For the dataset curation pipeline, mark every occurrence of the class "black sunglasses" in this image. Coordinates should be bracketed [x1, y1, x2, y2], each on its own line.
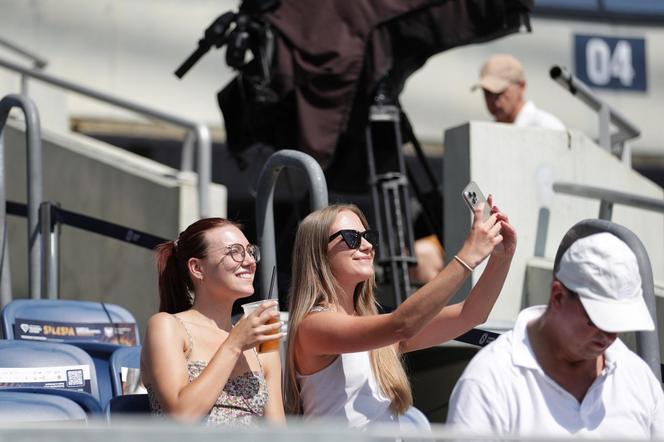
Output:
[328, 229, 379, 249]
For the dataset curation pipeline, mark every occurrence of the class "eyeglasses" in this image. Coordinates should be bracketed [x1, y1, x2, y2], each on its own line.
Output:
[223, 243, 261, 263]
[328, 229, 379, 249]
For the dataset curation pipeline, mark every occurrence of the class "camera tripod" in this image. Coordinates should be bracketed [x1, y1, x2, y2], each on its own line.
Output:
[365, 81, 444, 306]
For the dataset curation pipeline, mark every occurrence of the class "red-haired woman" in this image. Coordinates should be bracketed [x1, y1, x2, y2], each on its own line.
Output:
[141, 218, 285, 425]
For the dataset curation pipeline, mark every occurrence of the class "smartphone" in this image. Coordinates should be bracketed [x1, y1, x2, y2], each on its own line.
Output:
[462, 181, 491, 221]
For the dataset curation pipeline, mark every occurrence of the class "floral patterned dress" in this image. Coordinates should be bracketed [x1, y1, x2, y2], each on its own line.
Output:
[146, 315, 269, 426]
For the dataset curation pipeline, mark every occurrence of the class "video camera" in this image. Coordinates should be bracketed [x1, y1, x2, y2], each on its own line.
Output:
[174, 0, 280, 83]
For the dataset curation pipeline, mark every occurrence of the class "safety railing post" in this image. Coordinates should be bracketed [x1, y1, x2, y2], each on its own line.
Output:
[0, 116, 9, 306]
[255, 150, 328, 301]
[180, 130, 195, 173]
[598, 103, 611, 153]
[0, 94, 43, 299]
[194, 124, 212, 218]
[39, 202, 59, 299]
[20, 74, 29, 97]
[598, 199, 614, 220]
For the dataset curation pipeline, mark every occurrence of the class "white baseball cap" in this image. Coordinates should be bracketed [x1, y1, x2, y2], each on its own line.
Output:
[555, 232, 654, 333]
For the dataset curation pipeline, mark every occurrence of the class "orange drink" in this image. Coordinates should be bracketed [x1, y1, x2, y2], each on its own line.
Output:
[241, 300, 281, 353]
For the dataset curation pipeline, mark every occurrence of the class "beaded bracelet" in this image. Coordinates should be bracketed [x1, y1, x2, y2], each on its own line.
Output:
[454, 255, 474, 272]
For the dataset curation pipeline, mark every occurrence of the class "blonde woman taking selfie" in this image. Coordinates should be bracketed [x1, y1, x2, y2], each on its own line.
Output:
[284, 202, 516, 428]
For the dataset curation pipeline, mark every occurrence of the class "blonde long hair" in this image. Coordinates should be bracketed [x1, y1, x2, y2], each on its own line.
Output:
[284, 204, 412, 415]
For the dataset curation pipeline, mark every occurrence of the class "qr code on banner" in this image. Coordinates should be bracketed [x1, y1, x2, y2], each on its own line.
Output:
[66, 369, 84, 388]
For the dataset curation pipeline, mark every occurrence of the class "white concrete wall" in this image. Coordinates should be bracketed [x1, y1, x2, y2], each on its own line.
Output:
[0, 2, 662, 154]
[0, 0, 238, 133]
[444, 121, 664, 323]
[4, 119, 227, 333]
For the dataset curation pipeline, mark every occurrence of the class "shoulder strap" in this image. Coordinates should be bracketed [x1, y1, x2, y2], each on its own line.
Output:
[252, 347, 265, 376]
[172, 314, 194, 361]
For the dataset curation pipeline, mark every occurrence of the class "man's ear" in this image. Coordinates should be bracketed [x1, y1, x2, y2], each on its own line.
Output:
[188, 257, 204, 282]
[549, 280, 565, 311]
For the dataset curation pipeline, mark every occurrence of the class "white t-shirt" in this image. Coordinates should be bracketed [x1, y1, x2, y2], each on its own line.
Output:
[514, 100, 565, 131]
[447, 306, 664, 438]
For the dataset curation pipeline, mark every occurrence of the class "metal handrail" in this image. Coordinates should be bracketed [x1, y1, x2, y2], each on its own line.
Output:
[0, 37, 47, 69]
[0, 37, 48, 96]
[255, 150, 328, 301]
[0, 94, 43, 304]
[553, 181, 664, 220]
[0, 56, 212, 218]
[550, 65, 640, 162]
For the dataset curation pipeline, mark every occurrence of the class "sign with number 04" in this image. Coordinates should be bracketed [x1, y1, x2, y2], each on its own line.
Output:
[574, 35, 647, 92]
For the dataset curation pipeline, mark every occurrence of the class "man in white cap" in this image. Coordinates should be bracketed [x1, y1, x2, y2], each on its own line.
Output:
[447, 232, 663, 438]
[473, 54, 565, 130]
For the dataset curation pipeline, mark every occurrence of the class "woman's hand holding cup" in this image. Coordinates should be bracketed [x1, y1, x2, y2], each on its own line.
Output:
[227, 300, 283, 353]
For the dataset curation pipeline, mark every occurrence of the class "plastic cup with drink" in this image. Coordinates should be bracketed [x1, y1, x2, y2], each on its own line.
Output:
[241, 300, 281, 353]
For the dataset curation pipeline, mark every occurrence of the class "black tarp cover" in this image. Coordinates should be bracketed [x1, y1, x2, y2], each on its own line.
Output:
[219, 0, 532, 190]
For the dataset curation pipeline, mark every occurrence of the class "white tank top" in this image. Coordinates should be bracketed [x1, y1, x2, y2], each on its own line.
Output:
[297, 351, 397, 428]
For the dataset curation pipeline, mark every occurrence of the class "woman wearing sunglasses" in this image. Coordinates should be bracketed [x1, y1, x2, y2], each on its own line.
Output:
[284, 202, 516, 428]
[141, 218, 286, 425]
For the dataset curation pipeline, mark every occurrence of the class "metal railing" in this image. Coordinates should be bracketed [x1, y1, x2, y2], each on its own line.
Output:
[553, 181, 664, 220]
[0, 37, 48, 96]
[550, 65, 640, 165]
[0, 94, 43, 302]
[0, 56, 212, 217]
[552, 181, 663, 379]
[255, 150, 328, 301]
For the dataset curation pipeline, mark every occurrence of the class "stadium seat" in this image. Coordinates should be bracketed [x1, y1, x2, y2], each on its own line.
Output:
[0, 391, 88, 422]
[109, 345, 142, 397]
[1, 299, 139, 344]
[106, 394, 150, 419]
[0, 299, 140, 408]
[0, 340, 102, 414]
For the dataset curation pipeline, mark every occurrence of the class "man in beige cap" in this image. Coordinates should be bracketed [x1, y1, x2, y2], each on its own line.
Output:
[473, 54, 564, 130]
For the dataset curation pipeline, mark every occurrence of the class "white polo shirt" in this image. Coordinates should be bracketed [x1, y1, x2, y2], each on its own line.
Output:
[514, 100, 565, 131]
[447, 306, 664, 438]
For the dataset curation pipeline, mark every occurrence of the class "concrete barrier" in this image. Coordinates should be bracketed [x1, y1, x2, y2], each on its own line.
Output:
[4, 119, 226, 335]
[444, 121, 664, 324]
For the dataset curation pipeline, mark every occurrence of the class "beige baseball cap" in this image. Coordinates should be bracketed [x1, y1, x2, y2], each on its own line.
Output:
[471, 54, 525, 93]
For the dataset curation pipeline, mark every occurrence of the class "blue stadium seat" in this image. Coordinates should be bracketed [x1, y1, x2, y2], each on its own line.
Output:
[0, 340, 102, 414]
[1, 299, 139, 344]
[109, 345, 142, 397]
[0, 391, 88, 422]
[0, 299, 140, 409]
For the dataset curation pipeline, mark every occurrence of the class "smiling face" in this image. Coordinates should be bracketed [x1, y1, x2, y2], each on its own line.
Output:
[327, 210, 375, 291]
[190, 225, 257, 301]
